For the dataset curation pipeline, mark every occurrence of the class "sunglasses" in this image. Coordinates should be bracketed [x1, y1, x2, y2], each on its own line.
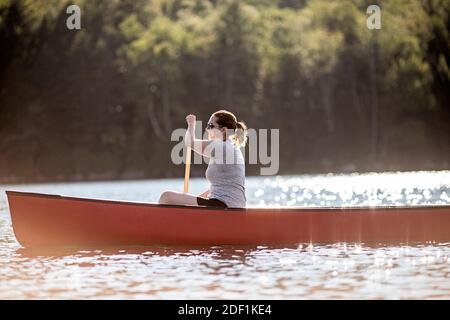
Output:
[206, 123, 219, 130]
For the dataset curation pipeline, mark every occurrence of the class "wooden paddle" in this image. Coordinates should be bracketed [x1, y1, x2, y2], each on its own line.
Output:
[183, 146, 192, 193]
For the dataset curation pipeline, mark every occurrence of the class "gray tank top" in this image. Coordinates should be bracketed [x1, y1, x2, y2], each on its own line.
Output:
[205, 140, 246, 208]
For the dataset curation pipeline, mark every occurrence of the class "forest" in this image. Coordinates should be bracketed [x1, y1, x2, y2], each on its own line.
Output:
[0, 0, 449, 183]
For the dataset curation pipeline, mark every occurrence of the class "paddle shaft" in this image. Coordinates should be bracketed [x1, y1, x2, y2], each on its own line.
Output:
[183, 146, 192, 193]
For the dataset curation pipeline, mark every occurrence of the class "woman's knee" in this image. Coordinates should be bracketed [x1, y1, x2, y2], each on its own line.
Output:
[159, 191, 178, 204]
[159, 191, 172, 204]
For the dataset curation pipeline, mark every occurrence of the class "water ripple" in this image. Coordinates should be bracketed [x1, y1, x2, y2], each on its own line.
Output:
[0, 171, 449, 299]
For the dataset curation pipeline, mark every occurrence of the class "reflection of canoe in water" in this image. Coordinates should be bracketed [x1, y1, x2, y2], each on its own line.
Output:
[6, 190, 450, 247]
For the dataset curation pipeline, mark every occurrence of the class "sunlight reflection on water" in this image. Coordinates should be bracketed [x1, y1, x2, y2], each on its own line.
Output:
[0, 171, 449, 299]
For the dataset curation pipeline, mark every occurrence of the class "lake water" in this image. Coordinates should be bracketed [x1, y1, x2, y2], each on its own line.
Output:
[1, 171, 449, 299]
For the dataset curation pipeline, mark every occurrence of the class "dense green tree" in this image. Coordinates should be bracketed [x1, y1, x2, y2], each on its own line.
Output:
[0, 0, 448, 183]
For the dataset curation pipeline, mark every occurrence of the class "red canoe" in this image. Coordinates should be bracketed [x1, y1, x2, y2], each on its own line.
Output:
[6, 190, 450, 247]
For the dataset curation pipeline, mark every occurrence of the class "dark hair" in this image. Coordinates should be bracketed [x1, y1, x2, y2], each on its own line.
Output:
[212, 109, 248, 147]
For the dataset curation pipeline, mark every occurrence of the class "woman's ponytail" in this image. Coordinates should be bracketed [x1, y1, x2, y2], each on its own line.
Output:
[232, 121, 248, 148]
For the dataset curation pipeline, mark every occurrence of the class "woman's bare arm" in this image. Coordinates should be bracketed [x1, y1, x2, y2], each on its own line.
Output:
[185, 114, 211, 156]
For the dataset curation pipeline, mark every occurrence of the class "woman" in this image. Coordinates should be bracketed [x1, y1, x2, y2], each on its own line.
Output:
[158, 109, 247, 208]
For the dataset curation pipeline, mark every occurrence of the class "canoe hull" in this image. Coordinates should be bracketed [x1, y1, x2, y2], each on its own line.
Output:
[6, 191, 450, 247]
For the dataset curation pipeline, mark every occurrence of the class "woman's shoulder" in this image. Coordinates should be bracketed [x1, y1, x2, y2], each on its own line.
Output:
[206, 139, 236, 150]
[206, 139, 225, 146]
[206, 140, 244, 163]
